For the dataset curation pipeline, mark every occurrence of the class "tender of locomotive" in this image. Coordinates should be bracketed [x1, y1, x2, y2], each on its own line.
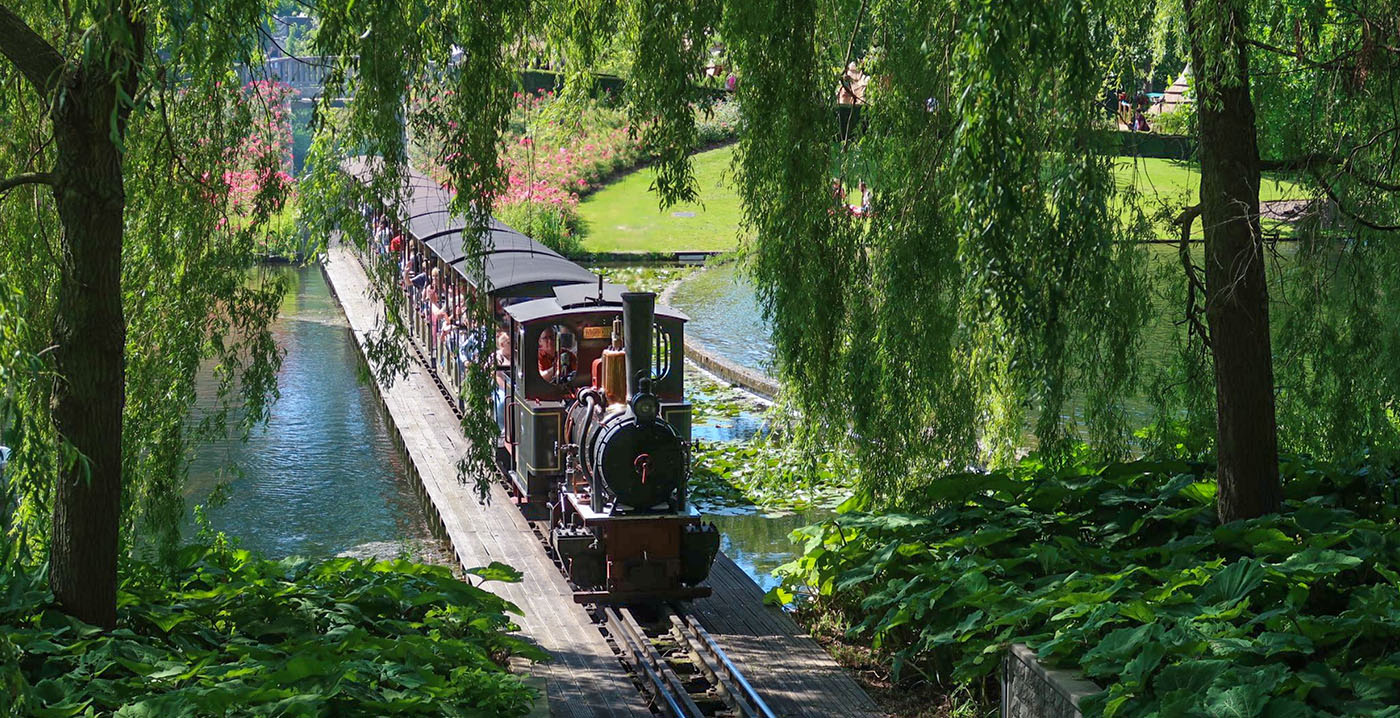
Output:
[346, 158, 720, 603]
[501, 285, 720, 602]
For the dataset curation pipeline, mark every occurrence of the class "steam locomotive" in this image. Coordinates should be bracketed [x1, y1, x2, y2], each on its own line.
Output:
[347, 159, 720, 603]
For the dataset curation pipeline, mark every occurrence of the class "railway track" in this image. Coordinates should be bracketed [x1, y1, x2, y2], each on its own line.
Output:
[605, 604, 778, 718]
[378, 260, 778, 718]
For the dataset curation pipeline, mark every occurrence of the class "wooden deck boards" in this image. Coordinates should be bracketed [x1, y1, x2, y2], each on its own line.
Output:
[691, 557, 884, 717]
[323, 248, 648, 718]
[322, 245, 883, 718]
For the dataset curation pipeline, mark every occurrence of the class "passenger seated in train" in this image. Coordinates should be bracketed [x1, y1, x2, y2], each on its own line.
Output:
[494, 327, 511, 368]
[493, 326, 510, 429]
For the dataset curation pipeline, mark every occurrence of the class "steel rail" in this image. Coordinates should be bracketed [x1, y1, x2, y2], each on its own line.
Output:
[681, 615, 779, 718]
[667, 614, 747, 716]
[608, 607, 704, 718]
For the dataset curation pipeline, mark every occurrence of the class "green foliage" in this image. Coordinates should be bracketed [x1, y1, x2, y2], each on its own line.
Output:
[0, 540, 542, 717]
[1, 3, 298, 561]
[776, 455, 1400, 716]
[1150, 107, 1195, 137]
[683, 363, 759, 424]
[691, 434, 854, 511]
[718, 0, 1153, 501]
[591, 263, 697, 294]
[495, 200, 583, 256]
[693, 99, 741, 147]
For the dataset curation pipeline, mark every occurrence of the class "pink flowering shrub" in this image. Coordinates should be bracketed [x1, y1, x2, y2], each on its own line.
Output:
[415, 90, 647, 254]
[225, 80, 296, 219]
[495, 92, 648, 245]
[412, 89, 738, 255]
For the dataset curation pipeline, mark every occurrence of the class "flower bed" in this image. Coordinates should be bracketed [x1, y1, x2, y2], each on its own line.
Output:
[415, 90, 738, 255]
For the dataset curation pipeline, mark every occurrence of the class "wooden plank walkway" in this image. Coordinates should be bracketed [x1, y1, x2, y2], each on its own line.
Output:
[692, 557, 884, 717]
[323, 247, 649, 718]
[322, 245, 883, 718]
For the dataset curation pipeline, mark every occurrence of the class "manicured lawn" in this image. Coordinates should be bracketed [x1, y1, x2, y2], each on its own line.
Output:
[1115, 156, 1302, 204]
[576, 146, 1308, 252]
[578, 144, 743, 253]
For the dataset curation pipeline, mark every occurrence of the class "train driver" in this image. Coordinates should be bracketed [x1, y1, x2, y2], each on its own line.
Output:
[538, 329, 557, 382]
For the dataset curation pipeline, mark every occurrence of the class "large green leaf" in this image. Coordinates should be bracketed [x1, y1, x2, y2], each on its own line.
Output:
[1200, 560, 1266, 606]
[464, 561, 525, 584]
[1274, 548, 1364, 580]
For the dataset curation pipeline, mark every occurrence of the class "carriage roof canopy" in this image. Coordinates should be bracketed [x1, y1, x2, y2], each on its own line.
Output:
[505, 283, 690, 325]
[344, 156, 589, 296]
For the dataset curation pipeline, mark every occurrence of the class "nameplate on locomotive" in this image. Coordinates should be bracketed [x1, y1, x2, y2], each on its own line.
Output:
[582, 325, 611, 340]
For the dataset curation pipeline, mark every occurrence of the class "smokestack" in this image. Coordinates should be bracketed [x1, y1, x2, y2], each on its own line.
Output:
[621, 292, 655, 398]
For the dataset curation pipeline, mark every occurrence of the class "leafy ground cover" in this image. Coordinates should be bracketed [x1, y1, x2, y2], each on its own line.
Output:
[774, 455, 1400, 717]
[690, 434, 854, 512]
[0, 539, 543, 717]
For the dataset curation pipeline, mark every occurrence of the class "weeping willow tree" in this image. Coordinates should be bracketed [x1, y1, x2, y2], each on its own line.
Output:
[1142, 0, 1400, 520]
[8, 0, 1400, 629]
[0, 0, 293, 627]
[546, 0, 1400, 521]
[695, 0, 1153, 506]
[0, 0, 733, 629]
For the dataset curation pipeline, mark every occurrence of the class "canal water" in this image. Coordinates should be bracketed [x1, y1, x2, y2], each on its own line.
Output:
[185, 265, 432, 559]
[669, 262, 773, 374]
[670, 246, 1302, 382]
[184, 263, 802, 590]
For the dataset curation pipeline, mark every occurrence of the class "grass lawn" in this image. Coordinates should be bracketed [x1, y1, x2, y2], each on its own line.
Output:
[578, 144, 743, 253]
[1115, 156, 1302, 204]
[576, 146, 1308, 252]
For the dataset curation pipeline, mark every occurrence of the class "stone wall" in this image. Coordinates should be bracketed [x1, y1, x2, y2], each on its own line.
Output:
[1002, 644, 1100, 718]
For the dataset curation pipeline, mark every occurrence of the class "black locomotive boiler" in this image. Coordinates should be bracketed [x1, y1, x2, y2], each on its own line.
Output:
[503, 288, 720, 602]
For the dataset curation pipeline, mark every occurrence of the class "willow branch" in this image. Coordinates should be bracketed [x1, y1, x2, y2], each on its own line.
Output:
[835, 0, 869, 129]
[1244, 36, 1353, 70]
[0, 3, 63, 93]
[1259, 152, 1400, 193]
[1314, 174, 1400, 232]
[0, 171, 53, 194]
[1173, 203, 1211, 349]
[1258, 154, 1337, 172]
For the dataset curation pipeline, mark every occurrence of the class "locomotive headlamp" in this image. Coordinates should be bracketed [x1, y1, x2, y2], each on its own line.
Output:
[631, 392, 660, 423]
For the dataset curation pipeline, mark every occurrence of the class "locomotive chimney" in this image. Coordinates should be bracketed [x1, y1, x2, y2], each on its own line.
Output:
[621, 291, 654, 398]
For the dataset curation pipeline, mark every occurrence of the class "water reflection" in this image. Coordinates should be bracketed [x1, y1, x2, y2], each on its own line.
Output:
[670, 245, 1302, 433]
[669, 262, 774, 372]
[707, 510, 830, 592]
[690, 410, 767, 443]
[185, 265, 432, 559]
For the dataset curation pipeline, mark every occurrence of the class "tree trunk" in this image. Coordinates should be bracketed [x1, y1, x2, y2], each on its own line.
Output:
[47, 68, 128, 630]
[1185, 0, 1282, 522]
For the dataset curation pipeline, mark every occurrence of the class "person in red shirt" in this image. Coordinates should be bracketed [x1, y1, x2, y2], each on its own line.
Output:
[389, 234, 403, 253]
[538, 330, 557, 382]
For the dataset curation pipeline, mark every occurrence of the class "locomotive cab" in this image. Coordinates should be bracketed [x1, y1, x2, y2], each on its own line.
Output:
[502, 285, 719, 603]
